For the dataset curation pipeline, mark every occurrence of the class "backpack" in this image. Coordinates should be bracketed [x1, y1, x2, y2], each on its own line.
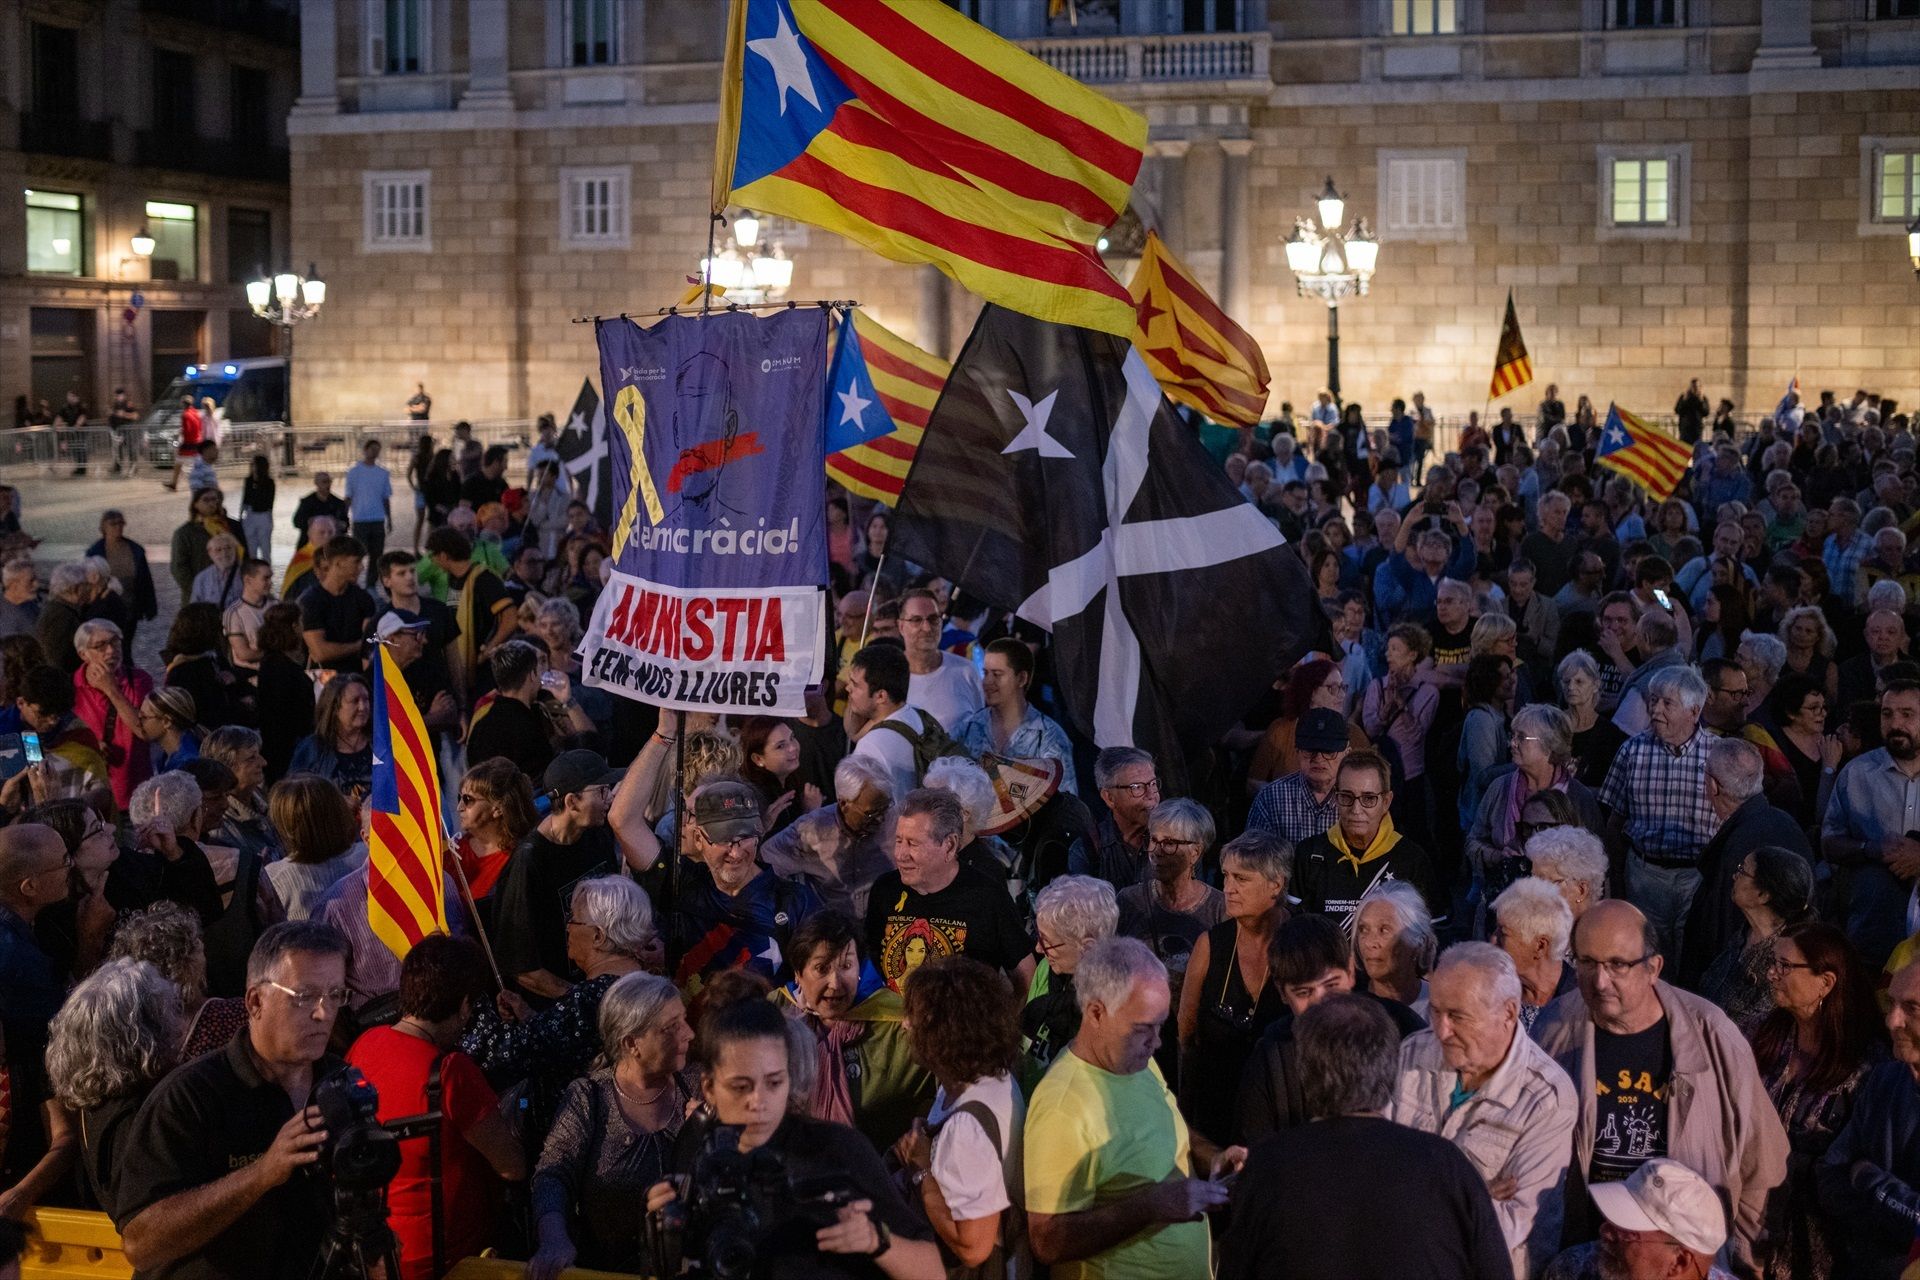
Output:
[869, 708, 972, 783]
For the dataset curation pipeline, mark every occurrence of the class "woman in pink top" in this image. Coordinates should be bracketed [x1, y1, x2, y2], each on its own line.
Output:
[71, 618, 157, 810]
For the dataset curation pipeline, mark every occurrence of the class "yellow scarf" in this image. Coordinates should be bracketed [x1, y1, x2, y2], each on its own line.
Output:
[1328, 812, 1402, 874]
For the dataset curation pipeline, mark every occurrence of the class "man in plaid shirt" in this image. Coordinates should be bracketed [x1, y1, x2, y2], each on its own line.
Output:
[1247, 708, 1349, 847]
[1599, 665, 1720, 960]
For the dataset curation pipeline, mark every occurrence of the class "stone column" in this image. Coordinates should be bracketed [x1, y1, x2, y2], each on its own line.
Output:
[1751, 0, 1818, 71]
[461, 0, 514, 110]
[294, 0, 339, 113]
[917, 266, 951, 360]
[1150, 138, 1191, 251]
[1219, 138, 1254, 322]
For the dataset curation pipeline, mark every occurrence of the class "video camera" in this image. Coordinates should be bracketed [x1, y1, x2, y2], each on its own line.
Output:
[645, 1125, 861, 1279]
[306, 1066, 444, 1280]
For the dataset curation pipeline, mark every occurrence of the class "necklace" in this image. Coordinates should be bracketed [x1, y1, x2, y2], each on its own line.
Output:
[614, 1073, 671, 1109]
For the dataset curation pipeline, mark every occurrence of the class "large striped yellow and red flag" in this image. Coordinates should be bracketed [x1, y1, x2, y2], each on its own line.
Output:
[1129, 231, 1270, 428]
[1489, 289, 1534, 399]
[367, 643, 449, 959]
[713, 0, 1145, 335]
[1595, 403, 1694, 502]
[825, 311, 951, 505]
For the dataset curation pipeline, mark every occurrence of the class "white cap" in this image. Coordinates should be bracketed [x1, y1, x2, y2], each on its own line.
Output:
[1589, 1159, 1727, 1258]
[374, 610, 430, 642]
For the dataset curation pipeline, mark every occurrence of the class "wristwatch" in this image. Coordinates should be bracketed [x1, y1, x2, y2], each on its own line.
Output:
[868, 1219, 892, 1258]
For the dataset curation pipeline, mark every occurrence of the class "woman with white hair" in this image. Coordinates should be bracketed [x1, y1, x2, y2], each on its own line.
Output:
[1778, 604, 1841, 707]
[1020, 874, 1119, 1091]
[925, 755, 1020, 890]
[1178, 830, 1292, 1144]
[1490, 877, 1576, 1030]
[464, 875, 662, 1146]
[188, 532, 246, 610]
[760, 753, 896, 921]
[72, 616, 158, 810]
[529, 972, 694, 1280]
[1523, 826, 1609, 922]
[1352, 880, 1438, 1018]
[125, 770, 225, 923]
[1116, 798, 1225, 998]
[47, 957, 183, 1213]
[1555, 649, 1625, 788]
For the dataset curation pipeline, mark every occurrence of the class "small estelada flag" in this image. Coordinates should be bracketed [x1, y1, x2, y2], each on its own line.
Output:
[1595, 403, 1694, 502]
[1129, 231, 1271, 428]
[1489, 289, 1534, 399]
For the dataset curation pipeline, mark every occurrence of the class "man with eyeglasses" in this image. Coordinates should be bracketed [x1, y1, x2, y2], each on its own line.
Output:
[1248, 708, 1350, 848]
[896, 588, 982, 733]
[1076, 746, 1161, 891]
[668, 780, 821, 986]
[490, 749, 656, 1002]
[1533, 900, 1786, 1272]
[1293, 748, 1441, 931]
[0, 824, 72, 1199]
[762, 754, 898, 920]
[116, 921, 354, 1280]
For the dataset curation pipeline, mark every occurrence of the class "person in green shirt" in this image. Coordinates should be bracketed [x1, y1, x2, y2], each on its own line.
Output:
[1025, 936, 1245, 1280]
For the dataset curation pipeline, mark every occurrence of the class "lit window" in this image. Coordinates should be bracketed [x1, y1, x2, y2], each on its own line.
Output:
[561, 169, 630, 249]
[1391, 0, 1457, 35]
[1611, 158, 1670, 226]
[25, 189, 83, 277]
[1877, 150, 1920, 223]
[146, 199, 197, 280]
[364, 172, 430, 252]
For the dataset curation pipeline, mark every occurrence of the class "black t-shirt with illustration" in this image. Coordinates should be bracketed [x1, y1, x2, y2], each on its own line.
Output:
[1589, 1018, 1672, 1184]
[863, 864, 1031, 993]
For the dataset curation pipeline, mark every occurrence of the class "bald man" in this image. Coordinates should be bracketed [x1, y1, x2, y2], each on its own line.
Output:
[1534, 901, 1785, 1272]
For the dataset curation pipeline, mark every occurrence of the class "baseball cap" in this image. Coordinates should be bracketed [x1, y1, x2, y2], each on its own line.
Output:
[1295, 707, 1352, 754]
[543, 749, 625, 797]
[692, 780, 763, 842]
[374, 609, 431, 642]
[1589, 1159, 1727, 1258]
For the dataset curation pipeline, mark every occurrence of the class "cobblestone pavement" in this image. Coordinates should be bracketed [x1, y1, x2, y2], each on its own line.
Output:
[19, 468, 424, 674]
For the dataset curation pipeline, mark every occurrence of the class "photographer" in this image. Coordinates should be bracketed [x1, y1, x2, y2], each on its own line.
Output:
[645, 999, 942, 1279]
[345, 935, 526, 1280]
[114, 920, 351, 1280]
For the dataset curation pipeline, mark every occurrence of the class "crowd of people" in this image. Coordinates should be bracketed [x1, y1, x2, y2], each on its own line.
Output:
[0, 377, 1916, 1280]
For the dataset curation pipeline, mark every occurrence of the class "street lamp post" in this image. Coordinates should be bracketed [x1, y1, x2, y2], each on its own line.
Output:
[695, 212, 796, 304]
[246, 264, 326, 472]
[1284, 177, 1379, 403]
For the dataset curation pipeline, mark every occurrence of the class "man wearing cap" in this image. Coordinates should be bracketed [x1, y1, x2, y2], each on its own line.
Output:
[372, 609, 458, 738]
[670, 780, 823, 986]
[1247, 707, 1351, 847]
[1533, 901, 1785, 1272]
[1542, 1158, 1734, 1280]
[488, 748, 656, 1001]
[1816, 959, 1920, 1278]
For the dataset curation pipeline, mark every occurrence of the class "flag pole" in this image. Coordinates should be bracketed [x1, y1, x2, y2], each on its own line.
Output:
[859, 555, 885, 646]
[663, 728, 686, 977]
[441, 809, 508, 993]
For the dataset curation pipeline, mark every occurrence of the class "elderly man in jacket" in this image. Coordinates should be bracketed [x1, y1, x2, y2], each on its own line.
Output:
[1533, 900, 1787, 1274]
[1392, 942, 1576, 1279]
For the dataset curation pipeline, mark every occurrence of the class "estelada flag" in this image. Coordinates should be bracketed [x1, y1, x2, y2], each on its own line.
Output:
[825, 311, 951, 506]
[280, 541, 314, 598]
[1129, 231, 1270, 428]
[713, 0, 1145, 335]
[1595, 403, 1693, 502]
[367, 644, 449, 960]
[1489, 289, 1534, 399]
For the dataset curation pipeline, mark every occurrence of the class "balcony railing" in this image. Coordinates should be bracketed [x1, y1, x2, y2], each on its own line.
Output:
[18, 112, 112, 162]
[1021, 31, 1270, 85]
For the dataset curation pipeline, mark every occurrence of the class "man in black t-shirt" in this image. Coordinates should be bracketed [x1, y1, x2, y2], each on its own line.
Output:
[464, 639, 596, 780]
[114, 922, 350, 1280]
[459, 445, 510, 509]
[297, 535, 376, 673]
[864, 788, 1032, 994]
[489, 749, 658, 1001]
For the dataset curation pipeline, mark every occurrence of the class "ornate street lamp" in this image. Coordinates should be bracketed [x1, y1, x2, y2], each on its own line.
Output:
[695, 212, 796, 304]
[248, 263, 326, 470]
[1284, 177, 1380, 403]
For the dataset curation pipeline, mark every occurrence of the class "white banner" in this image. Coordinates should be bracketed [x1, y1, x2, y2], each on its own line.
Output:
[579, 569, 824, 716]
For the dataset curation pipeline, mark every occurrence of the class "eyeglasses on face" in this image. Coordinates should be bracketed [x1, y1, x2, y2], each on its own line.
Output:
[1107, 779, 1161, 799]
[1765, 956, 1816, 976]
[1149, 835, 1201, 851]
[1334, 789, 1384, 809]
[263, 980, 351, 1011]
[1572, 954, 1654, 979]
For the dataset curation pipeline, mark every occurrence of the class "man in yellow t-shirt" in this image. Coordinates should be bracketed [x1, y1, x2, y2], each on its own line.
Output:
[1025, 936, 1245, 1280]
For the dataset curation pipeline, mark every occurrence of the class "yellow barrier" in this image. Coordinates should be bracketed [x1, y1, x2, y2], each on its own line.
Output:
[447, 1259, 638, 1279]
[20, 1209, 132, 1280]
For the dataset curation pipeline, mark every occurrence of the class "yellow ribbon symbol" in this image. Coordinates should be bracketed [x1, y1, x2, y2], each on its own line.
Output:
[611, 383, 665, 558]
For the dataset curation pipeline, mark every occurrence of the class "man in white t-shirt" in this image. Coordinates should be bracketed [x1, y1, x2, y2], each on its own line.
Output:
[899, 588, 982, 732]
[846, 643, 937, 801]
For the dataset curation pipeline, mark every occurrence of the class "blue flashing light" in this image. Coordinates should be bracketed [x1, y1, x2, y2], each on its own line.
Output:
[222, 364, 239, 376]
[184, 365, 199, 378]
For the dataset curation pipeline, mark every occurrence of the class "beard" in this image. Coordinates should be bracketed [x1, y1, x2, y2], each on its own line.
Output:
[1889, 730, 1918, 761]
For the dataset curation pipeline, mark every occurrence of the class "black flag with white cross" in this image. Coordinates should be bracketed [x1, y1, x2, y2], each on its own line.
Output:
[554, 377, 614, 529]
[888, 304, 1313, 787]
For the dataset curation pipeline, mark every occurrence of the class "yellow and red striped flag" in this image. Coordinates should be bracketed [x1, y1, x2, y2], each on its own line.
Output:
[826, 311, 951, 505]
[713, 0, 1145, 335]
[280, 541, 315, 597]
[367, 644, 449, 960]
[1129, 231, 1270, 428]
[1595, 403, 1694, 502]
[1489, 290, 1533, 399]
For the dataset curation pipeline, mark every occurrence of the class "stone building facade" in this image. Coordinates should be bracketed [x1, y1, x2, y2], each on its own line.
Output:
[0, 0, 298, 413]
[288, 0, 1920, 427]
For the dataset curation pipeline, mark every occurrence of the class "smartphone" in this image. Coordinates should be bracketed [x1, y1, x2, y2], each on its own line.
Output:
[22, 732, 40, 765]
[539, 670, 565, 690]
[1652, 588, 1672, 611]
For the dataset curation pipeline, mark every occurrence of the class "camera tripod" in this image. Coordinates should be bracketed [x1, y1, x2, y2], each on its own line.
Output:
[307, 1184, 405, 1280]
